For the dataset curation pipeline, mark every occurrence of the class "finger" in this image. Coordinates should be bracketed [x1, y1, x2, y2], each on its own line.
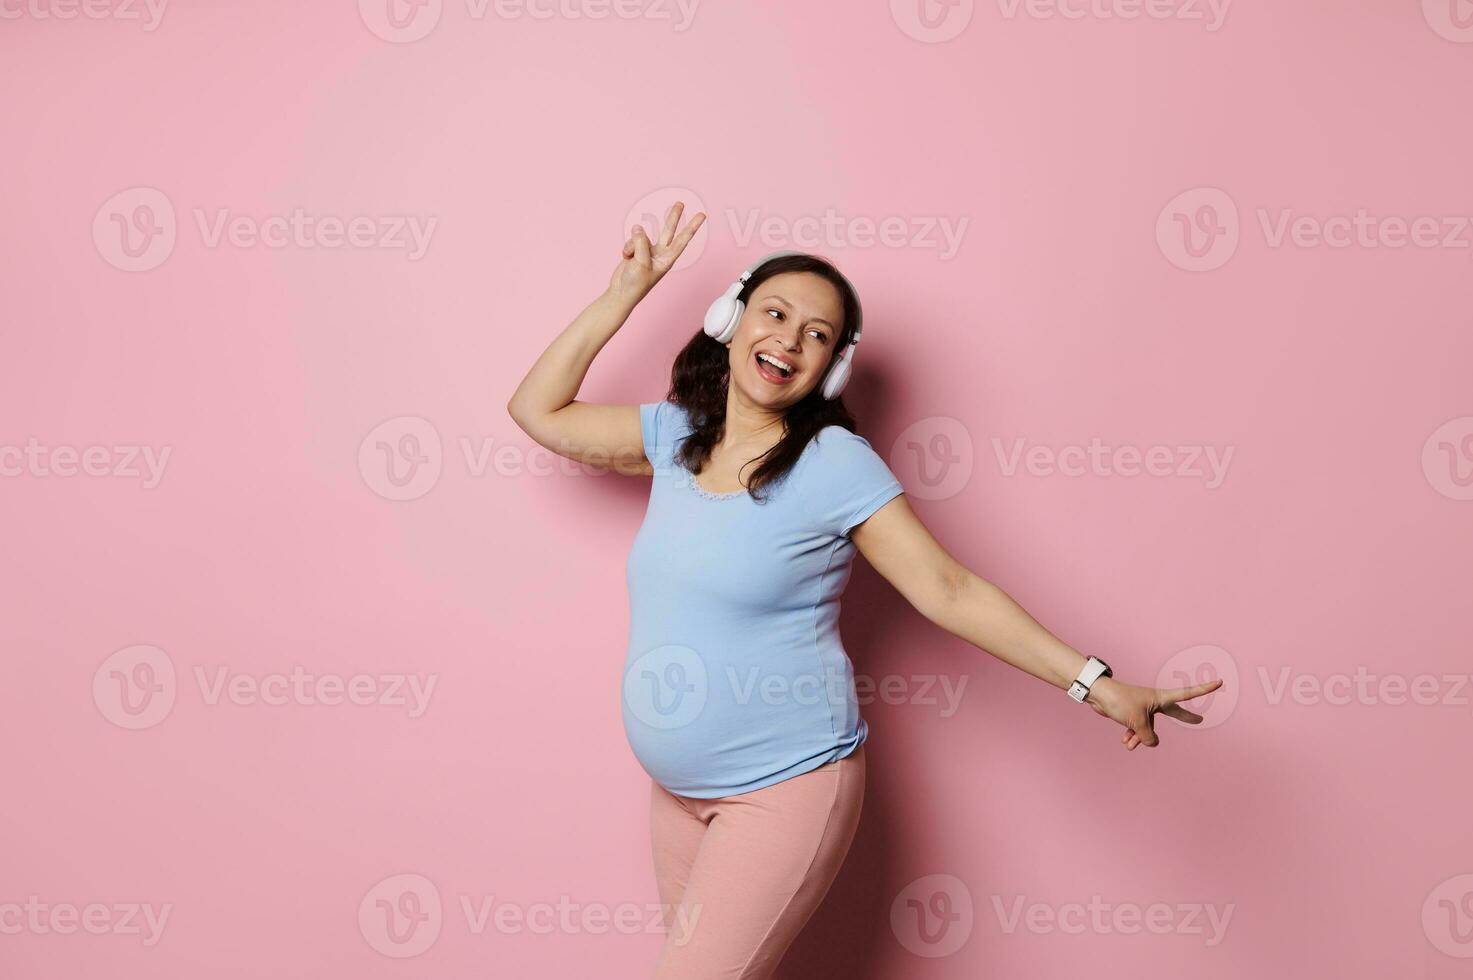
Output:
[670, 211, 706, 254]
[1159, 679, 1223, 704]
[632, 225, 651, 265]
[622, 234, 635, 259]
[1159, 703, 1204, 725]
[1141, 715, 1159, 747]
[659, 202, 682, 247]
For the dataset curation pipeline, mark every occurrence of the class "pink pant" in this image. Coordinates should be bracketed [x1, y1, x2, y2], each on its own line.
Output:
[648, 745, 866, 979]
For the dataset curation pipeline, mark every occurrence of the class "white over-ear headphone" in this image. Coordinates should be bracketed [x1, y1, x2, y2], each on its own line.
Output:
[702, 249, 863, 401]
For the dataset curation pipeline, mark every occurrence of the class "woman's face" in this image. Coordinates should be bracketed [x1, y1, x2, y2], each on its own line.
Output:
[723, 271, 846, 410]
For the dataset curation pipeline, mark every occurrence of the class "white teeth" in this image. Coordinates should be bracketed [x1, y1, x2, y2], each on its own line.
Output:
[757, 352, 793, 375]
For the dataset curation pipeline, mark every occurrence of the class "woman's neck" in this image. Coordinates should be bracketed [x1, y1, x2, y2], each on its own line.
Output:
[720, 392, 788, 452]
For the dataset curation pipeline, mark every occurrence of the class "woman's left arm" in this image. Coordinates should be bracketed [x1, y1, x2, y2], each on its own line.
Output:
[850, 495, 1223, 751]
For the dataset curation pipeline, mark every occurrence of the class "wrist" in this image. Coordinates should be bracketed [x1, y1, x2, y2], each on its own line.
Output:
[1084, 675, 1118, 710]
[605, 283, 649, 309]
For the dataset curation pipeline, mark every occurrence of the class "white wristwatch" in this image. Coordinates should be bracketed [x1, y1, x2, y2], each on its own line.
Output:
[1067, 656, 1112, 703]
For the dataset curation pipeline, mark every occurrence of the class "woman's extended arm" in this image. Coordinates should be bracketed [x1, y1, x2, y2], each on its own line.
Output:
[505, 202, 705, 474]
[850, 494, 1222, 750]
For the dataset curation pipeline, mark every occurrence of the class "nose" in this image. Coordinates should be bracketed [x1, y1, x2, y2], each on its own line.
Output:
[776, 321, 802, 351]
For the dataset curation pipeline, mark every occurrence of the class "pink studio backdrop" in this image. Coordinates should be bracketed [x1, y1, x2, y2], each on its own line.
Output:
[3, 2, 1471, 978]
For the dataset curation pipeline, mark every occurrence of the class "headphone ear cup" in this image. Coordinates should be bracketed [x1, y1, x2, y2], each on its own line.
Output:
[703, 283, 744, 344]
[821, 345, 853, 400]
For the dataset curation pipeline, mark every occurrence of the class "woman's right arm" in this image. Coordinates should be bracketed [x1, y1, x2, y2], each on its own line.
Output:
[505, 202, 705, 477]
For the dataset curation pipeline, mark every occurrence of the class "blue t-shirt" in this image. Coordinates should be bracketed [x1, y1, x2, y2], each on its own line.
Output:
[622, 399, 906, 798]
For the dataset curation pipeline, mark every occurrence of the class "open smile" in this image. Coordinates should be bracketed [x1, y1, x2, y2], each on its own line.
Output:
[754, 351, 797, 385]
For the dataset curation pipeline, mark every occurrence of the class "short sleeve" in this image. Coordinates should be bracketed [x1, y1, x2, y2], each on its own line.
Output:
[639, 400, 691, 470]
[803, 427, 905, 537]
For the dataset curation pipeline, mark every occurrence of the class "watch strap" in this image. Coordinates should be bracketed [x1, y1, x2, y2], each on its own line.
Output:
[1067, 656, 1111, 703]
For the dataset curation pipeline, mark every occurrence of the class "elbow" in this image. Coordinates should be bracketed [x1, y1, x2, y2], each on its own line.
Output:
[920, 566, 982, 632]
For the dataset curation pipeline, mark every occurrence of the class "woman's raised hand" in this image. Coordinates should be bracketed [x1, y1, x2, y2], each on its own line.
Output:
[610, 201, 706, 301]
[1087, 675, 1224, 750]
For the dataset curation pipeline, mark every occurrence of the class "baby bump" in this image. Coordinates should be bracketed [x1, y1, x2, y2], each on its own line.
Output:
[621, 641, 866, 798]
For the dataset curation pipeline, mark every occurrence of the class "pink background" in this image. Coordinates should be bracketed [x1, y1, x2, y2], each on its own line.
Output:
[4, 2, 1472, 977]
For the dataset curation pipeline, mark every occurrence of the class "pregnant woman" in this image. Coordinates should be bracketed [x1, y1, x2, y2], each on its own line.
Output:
[506, 202, 1222, 979]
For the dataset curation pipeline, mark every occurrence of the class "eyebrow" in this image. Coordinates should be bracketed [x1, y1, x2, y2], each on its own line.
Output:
[756, 294, 837, 332]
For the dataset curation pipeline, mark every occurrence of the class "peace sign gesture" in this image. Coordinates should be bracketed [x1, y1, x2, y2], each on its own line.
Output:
[1086, 675, 1225, 750]
[610, 201, 706, 302]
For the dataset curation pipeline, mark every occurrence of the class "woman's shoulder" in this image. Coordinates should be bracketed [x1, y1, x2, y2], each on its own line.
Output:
[641, 399, 697, 464]
[810, 423, 880, 455]
[795, 423, 891, 481]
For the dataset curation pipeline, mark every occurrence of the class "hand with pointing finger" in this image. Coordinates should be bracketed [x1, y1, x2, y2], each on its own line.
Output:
[610, 200, 705, 303]
[1084, 675, 1224, 750]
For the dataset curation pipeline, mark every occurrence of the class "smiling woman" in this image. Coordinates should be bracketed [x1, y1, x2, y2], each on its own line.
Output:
[505, 201, 1222, 980]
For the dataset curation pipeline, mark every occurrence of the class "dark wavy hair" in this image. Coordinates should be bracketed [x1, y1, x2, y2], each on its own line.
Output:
[664, 253, 864, 503]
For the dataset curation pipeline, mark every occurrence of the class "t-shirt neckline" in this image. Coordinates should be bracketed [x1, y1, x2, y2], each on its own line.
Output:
[683, 466, 748, 501]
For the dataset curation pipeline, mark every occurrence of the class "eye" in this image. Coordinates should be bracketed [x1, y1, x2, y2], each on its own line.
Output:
[765, 308, 827, 343]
